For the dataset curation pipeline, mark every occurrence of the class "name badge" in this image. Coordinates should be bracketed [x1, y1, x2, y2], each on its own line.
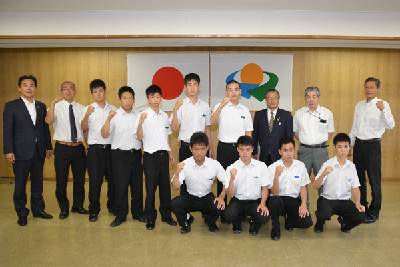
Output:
[295, 176, 300, 179]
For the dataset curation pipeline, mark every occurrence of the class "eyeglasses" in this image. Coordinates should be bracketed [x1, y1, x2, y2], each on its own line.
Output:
[61, 88, 75, 92]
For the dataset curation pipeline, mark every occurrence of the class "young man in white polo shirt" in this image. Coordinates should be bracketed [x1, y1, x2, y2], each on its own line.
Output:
[211, 80, 253, 224]
[224, 136, 270, 236]
[134, 85, 177, 230]
[313, 133, 365, 233]
[81, 79, 117, 222]
[170, 132, 226, 234]
[101, 86, 144, 227]
[46, 81, 89, 219]
[267, 137, 313, 241]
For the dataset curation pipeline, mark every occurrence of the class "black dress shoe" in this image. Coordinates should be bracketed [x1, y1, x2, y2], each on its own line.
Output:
[18, 216, 27, 226]
[59, 210, 69, 219]
[181, 224, 191, 234]
[89, 214, 98, 222]
[161, 218, 177, 226]
[365, 214, 378, 224]
[132, 216, 147, 223]
[34, 211, 53, 219]
[71, 207, 89, 214]
[232, 225, 242, 234]
[110, 218, 125, 227]
[249, 223, 259, 236]
[271, 230, 281, 241]
[187, 215, 194, 226]
[208, 223, 219, 233]
[220, 217, 230, 224]
[341, 226, 351, 233]
[285, 226, 293, 232]
[146, 221, 155, 230]
[314, 224, 323, 233]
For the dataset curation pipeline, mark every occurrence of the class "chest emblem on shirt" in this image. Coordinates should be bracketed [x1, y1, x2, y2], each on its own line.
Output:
[253, 176, 259, 179]
[202, 114, 206, 117]
[295, 176, 299, 178]
[165, 126, 169, 129]
[241, 116, 245, 119]
[208, 177, 214, 180]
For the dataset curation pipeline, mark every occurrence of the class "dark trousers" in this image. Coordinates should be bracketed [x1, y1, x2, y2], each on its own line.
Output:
[217, 141, 239, 202]
[170, 193, 221, 227]
[87, 145, 114, 214]
[265, 153, 273, 167]
[12, 145, 45, 217]
[143, 151, 172, 221]
[54, 142, 86, 211]
[316, 196, 365, 230]
[224, 197, 270, 229]
[353, 139, 382, 216]
[179, 142, 192, 195]
[112, 149, 143, 221]
[267, 196, 313, 232]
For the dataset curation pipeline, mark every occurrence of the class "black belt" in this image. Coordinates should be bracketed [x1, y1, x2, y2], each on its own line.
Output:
[115, 148, 141, 153]
[356, 138, 381, 143]
[220, 141, 237, 146]
[149, 150, 168, 156]
[300, 142, 328, 148]
[181, 141, 190, 146]
[90, 144, 111, 149]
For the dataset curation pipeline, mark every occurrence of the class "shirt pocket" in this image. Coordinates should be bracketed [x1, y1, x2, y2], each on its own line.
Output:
[318, 122, 326, 133]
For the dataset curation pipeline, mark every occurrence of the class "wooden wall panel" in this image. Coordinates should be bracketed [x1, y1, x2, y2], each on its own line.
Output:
[1, 47, 399, 181]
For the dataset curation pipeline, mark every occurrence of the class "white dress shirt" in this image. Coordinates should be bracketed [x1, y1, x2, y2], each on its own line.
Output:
[109, 107, 142, 150]
[175, 157, 225, 198]
[349, 97, 395, 146]
[213, 102, 253, 143]
[293, 105, 335, 145]
[315, 156, 360, 200]
[225, 158, 270, 200]
[51, 100, 85, 142]
[134, 107, 172, 153]
[169, 97, 211, 143]
[83, 102, 117, 145]
[267, 159, 310, 198]
[21, 97, 36, 125]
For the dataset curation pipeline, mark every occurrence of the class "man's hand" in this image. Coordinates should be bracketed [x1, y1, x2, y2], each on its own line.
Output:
[169, 152, 175, 165]
[52, 95, 62, 104]
[209, 150, 215, 159]
[376, 101, 384, 111]
[108, 110, 116, 120]
[174, 99, 183, 111]
[214, 197, 225, 210]
[257, 203, 269, 216]
[276, 165, 283, 176]
[299, 203, 309, 218]
[356, 202, 365, 212]
[86, 106, 95, 116]
[6, 153, 15, 163]
[348, 146, 353, 157]
[230, 168, 237, 178]
[176, 162, 185, 173]
[221, 96, 230, 108]
[253, 154, 258, 160]
[47, 150, 53, 159]
[324, 166, 333, 175]
[139, 112, 147, 124]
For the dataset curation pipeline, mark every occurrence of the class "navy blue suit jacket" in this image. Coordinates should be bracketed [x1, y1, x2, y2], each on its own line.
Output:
[3, 98, 52, 160]
[253, 108, 293, 163]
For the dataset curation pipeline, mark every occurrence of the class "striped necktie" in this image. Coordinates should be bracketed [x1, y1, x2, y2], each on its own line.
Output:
[269, 111, 274, 133]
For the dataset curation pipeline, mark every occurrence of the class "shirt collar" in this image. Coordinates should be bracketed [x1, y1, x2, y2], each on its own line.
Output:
[332, 156, 350, 168]
[192, 157, 210, 168]
[306, 104, 321, 114]
[277, 158, 296, 170]
[268, 108, 277, 116]
[92, 101, 109, 109]
[21, 96, 35, 105]
[366, 97, 378, 104]
[118, 107, 134, 115]
[227, 101, 243, 109]
[61, 99, 75, 107]
[146, 107, 164, 116]
[238, 158, 255, 168]
[186, 97, 200, 106]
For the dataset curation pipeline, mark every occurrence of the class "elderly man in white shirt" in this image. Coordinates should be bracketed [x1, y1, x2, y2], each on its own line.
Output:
[349, 77, 395, 223]
[313, 133, 365, 233]
[170, 132, 226, 234]
[267, 137, 313, 241]
[46, 81, 88, 219]
[224, 136, 270, 236]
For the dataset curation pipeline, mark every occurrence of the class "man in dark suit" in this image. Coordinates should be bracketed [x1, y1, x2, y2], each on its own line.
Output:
[253, 89, 293, 166]
[3, 75, 54, 226]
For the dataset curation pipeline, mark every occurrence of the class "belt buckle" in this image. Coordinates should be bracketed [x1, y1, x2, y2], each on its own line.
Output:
[103, 145, 106, 149]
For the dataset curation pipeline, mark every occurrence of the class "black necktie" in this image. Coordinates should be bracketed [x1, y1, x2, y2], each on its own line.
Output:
[69, 104, 78, 143]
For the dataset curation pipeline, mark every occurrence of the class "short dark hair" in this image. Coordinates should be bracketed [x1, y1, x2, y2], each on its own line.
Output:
[118, 86, 135, 99]
[226, 80, 240, 90]
[18, 75, 37, 87]
[333, 133, 351, 146]
[279, 137, 295, 149]
[265, 89, 280, 98]
[189, 131, 209, 147]
[145, 84, 162, 98]
[365, 77, 380, 88]
[184, 73, 200, 85]
[90, 79, 106, 93]
[237, 135, 253, 147]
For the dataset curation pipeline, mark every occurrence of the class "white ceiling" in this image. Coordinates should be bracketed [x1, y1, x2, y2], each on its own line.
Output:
[1, 0, 400, 12]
